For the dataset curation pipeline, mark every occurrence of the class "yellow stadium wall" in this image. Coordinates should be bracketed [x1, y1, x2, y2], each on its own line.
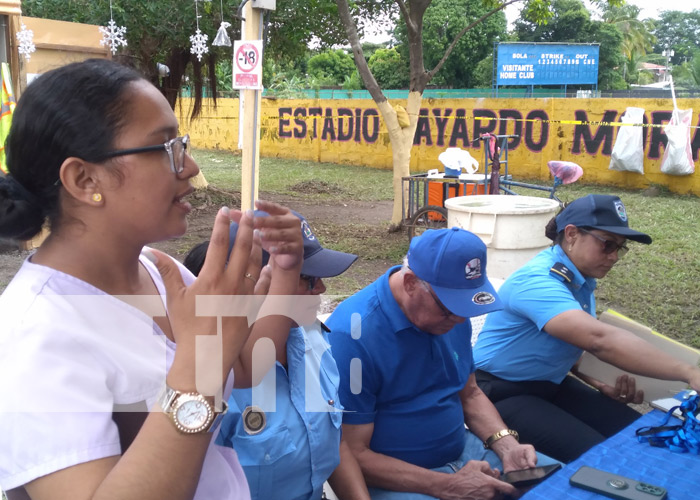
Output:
[177, 97, 700, 196]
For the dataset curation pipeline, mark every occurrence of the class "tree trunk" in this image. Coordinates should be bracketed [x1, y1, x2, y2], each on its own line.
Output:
[377, 91, 423, 224]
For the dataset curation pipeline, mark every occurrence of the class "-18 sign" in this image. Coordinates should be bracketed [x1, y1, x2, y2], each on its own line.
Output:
[233, 40, 263, 90]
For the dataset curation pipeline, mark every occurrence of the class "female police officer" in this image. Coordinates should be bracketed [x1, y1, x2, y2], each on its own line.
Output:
[473, 194, 700, 463]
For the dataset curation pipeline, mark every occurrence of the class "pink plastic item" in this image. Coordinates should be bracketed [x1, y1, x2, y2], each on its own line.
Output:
[547, 161, 583, 185]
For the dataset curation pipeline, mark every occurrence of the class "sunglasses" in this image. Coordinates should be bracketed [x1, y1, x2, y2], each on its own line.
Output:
[300, 274, 318, 291]
[578, 228, 629, 257]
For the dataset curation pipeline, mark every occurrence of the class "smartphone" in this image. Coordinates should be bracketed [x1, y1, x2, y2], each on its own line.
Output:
[569, 466, 667, 500]
[501, 463, 562, 487]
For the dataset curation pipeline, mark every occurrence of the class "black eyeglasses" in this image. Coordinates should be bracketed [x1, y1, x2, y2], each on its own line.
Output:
[578, 228, 629, 257]
[95, 134, 190, 174]
[300, 274, 318, 291]
[425, 284, 457, 318]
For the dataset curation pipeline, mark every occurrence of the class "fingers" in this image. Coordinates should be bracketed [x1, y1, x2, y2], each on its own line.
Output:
[633, 389, 644, 405]
[144, 249, 186, 298]
[241, 245, 263, 294]
[199, 206, 235, 279]
[465, 460, 497, 475]
[253, 200, 304, 270]
[226, 209, 255, 286]
[254, 265, 272, 295]
[615, 374, 638, 403]
[254, 199, 293, 216]
[495, 479, 518, 497]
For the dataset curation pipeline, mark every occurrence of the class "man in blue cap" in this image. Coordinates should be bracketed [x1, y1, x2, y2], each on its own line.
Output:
[327, 228, 556, 499]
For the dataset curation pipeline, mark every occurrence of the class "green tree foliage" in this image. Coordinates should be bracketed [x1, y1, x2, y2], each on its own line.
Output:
[652, 10, 700, 66]
[672, 50, 700, 88]
[471, 54, 494, 88]
[393, 0, 507, 88]
[368, 48, 409, 89]
[307, 49, 356, 84]
[690, 52, 700, 86]
[600, 3, 654, 84]
[602, 4, 654, 60]
[22, 0, 365, 116]
[514, 0, 625, 89]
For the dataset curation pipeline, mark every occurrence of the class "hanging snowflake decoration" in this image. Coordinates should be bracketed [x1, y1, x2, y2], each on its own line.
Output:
[16, 23, 36, 61]
[99, 19, 127, 55]
[190, 29, 209, 61]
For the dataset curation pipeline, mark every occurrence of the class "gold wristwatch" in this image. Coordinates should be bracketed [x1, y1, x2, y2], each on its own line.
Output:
[158, 385, 228, 434]
[483, 428, 519, 449]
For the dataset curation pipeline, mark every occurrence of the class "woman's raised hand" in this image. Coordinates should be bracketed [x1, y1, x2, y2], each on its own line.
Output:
[147, 206, 256, 393]
[252, 200, 304, 272]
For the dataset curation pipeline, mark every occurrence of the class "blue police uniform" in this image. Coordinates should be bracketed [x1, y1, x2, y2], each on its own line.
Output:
[327, 266, 475, 470]
[473, 245, 640, 463]
[474, 245, 595, 383]
[217, 322, 342, 500]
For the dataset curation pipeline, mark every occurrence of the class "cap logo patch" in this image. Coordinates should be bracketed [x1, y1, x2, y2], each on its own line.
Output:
[614, 200, 627, 222]
[473, 292, 495, 305]
[301, 220, 315, 240]
[465, 258, 482, 280]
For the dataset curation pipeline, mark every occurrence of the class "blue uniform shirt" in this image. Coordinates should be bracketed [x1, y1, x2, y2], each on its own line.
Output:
[217, 323, 342, 500]
[327, 266, 474, 470]
[473, 245, 597, 383]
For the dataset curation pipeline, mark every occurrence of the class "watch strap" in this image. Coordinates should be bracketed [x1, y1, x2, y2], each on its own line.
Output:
[158, 384, 179, 413]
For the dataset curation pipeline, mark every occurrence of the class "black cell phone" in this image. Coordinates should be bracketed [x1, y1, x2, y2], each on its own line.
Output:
[501, 463, 562, 487]
[569, 466, 667, 500]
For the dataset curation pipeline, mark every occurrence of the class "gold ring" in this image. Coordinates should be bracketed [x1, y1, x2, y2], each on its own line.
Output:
[244, 272, 256, 284]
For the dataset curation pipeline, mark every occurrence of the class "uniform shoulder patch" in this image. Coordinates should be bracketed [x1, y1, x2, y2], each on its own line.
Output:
[549, 262, 574, 283]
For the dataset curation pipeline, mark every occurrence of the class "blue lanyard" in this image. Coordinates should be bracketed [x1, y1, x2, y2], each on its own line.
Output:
[636, 395, 700, 454]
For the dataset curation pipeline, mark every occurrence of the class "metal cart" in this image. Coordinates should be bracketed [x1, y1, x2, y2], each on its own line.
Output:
[402, 134, 569, 241]
[401, 173, 489, 241]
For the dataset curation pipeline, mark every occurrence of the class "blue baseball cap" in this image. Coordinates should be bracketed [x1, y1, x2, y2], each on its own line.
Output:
[407, 228, 502, 318]
[555, 194, 651, 244]
[229, 210, 357, 277]
[292, 210, 358, 277]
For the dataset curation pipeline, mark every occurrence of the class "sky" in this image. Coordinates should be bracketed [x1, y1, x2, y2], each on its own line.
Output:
[363, 1, 698, 43]
[505, 0, 697, 26]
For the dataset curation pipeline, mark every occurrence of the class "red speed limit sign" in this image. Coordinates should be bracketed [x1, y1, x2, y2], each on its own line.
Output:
[233, 40, 263, 90]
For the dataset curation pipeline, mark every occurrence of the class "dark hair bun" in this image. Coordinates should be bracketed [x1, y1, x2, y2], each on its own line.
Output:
[0, 177, 45, 239]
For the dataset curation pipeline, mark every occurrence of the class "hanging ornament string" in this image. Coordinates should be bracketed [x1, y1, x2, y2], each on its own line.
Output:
[16, 14, 36, 62]
[190, 0, 209, 61]
[212, 0, 232, 47]
[99, 0, 127, 55]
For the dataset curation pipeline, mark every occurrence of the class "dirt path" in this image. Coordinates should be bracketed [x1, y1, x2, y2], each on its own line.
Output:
[0, 193, 398, 296]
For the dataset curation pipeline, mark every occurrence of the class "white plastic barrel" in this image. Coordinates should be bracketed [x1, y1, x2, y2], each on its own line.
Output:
[445, 195, 560, 280]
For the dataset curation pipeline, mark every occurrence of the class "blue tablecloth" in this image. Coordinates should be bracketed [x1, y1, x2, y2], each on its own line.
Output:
[523, 408, 700, 499]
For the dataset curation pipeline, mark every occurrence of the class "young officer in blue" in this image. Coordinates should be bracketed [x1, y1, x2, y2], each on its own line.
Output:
[474, 194, 700, 463]
[327, 228, 558, 500]
[184, 212, 370, 500]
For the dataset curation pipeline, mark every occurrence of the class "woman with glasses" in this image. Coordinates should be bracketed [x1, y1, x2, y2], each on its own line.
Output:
[472, 194, 700, 463]
[183, 212, 370, 500]
[0, 59, 306, 500]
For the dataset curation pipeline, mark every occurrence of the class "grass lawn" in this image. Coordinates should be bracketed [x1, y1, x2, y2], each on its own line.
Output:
[193, 148, 700, 349]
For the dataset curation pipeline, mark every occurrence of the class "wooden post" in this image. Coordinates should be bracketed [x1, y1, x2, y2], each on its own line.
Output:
[239, 2, 263, 211]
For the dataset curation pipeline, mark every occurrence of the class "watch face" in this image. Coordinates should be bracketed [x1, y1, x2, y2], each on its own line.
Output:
[172, 394, 214, 434]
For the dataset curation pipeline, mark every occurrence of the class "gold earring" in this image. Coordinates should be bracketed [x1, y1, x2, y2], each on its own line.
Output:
[92, 193, 102, 202]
